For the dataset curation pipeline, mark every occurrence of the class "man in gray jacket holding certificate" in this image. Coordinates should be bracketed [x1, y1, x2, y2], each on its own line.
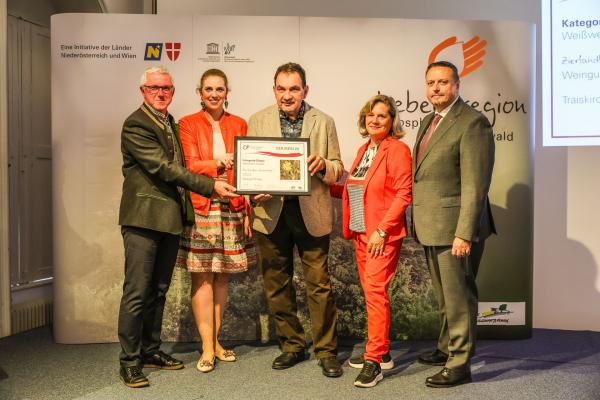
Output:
[248, 62, 344, 378]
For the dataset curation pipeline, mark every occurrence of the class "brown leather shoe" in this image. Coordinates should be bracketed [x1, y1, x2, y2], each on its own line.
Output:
[417, 349, 448, 366]
[142, 351, 184, 370]
[272, 351, 306, 370]
[119, 366, 149, 388]
[425, 366, 472, 388]
[319, 356, 343, 378]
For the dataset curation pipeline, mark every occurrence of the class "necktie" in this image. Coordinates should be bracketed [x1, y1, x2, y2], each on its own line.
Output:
[417, 113, 442, 163]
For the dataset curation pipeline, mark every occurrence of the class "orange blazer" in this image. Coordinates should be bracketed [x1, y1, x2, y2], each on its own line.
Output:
[336, 136, 413, 241]
[178, 110, 248, 215]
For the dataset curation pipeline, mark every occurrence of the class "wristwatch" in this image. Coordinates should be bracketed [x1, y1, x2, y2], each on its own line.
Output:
[376, 228, 387, 238]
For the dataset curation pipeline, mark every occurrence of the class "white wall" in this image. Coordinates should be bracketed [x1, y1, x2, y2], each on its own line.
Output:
[158, 0, 600, 331]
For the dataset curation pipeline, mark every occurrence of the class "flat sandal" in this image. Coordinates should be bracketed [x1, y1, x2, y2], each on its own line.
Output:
[197, 356, 215, 373]
[216, 349, 237, 362]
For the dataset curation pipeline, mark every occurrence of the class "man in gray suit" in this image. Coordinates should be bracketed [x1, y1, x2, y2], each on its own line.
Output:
[118, 66, 237, 388]
[412, 61, 495, 388]
[248, 62, 344, 377]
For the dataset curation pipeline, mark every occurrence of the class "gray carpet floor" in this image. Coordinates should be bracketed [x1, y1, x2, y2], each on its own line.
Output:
[1, 327, 600, 399]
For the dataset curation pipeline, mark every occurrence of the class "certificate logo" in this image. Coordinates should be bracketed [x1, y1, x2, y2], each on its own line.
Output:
[144, 43, 162, 60]
[428, 36, 487, 78]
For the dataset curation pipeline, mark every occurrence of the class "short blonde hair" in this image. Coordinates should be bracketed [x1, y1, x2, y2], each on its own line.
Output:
[357, 94, 404, 139]
[139, 66, 173, 86]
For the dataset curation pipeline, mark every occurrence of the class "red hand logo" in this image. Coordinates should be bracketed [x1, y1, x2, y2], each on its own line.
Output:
[428, 36, 487, 78]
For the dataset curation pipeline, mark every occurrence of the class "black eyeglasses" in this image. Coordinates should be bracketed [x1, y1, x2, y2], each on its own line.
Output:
[143, 85, 174, 94]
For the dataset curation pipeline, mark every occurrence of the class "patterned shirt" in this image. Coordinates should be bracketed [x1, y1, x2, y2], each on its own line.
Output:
[146, 102, 173, 132]
[279, 101, 310, 138]
[351, 145, 377, 179]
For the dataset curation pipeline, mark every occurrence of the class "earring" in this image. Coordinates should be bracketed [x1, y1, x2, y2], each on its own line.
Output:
[224, 100, 229, 109]
[201, 101, 205, 109]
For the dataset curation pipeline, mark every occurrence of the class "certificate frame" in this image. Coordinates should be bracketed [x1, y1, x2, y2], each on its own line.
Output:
[233, 136, 311, 195]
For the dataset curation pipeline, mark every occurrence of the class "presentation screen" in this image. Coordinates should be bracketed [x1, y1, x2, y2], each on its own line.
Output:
[543, 0, 600, 146]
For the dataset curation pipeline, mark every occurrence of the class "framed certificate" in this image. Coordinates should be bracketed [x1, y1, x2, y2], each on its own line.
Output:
[233, 136, 311, 195]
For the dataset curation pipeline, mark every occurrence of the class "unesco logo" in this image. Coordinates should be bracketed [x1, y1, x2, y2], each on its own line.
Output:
[206, 43, 219, 55]
[205, 42, 236, 55]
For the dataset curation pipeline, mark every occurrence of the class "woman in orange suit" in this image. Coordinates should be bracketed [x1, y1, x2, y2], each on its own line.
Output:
[333, 94, 412, 388]
[176, 69, 256, 373]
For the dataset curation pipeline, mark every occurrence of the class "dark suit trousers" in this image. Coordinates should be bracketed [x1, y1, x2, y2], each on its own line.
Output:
[424, 240, 485, 368]
[254, 199, 338, 358]
[118, 226, 179, 367]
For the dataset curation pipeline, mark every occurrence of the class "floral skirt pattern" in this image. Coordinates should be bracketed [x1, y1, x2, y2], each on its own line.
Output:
[176, 199, 257, 273]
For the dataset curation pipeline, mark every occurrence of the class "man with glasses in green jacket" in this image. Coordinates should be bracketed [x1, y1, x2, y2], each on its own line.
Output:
[117, 66, 237, 388]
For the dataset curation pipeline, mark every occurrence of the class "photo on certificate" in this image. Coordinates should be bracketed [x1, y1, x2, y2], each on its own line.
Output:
[234, 136, 311, 195]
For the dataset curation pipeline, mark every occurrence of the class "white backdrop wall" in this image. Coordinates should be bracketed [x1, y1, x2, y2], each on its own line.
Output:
[157, 0, 600, 331]
[52, 13, 533, 342]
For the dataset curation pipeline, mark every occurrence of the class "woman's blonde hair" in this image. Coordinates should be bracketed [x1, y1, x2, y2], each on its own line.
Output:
[357, 94, 404, 139]
[196, 68, 230, 93]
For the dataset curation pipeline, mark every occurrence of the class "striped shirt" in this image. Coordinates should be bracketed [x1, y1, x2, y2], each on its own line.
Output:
[347, 145, 377, 232]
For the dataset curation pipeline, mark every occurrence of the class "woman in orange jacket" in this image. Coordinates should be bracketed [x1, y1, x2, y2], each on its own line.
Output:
[176, 69, 256, 373]
[332, 94, 412, 388]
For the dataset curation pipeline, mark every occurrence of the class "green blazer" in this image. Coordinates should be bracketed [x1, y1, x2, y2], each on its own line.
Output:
[412, 97, 496, 246]
[118, 103, 215, 235]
